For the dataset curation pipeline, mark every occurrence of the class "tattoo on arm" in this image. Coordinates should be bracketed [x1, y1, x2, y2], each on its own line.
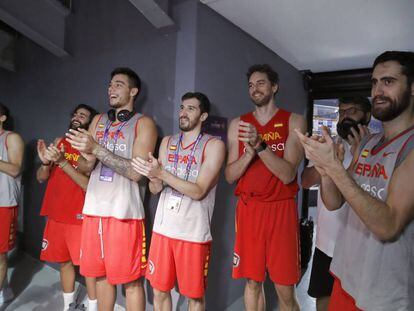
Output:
[95, 146, 141, 181]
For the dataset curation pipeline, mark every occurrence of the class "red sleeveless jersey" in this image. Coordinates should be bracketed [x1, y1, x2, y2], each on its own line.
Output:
[40, 138, 85, 224]
[235, 109, 298, 201]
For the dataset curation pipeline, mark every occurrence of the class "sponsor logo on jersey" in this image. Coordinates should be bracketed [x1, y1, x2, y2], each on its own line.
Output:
[233, 253, 240, 267]
[148, 260, 155, 275]
[41, 239, 49, 251]
[269, 143, 285, 152]
[165, 165, 199, 178]
[359, 183, 385, 199]
[242, 142, 285, 153]
[103, 142, 127, 152]
[361, 149, 369, 158]
[354, 162, 388, 180]
[274, 123, 283, 128]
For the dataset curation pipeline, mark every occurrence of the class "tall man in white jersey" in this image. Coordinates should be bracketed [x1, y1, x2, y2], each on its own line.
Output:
[132, 92, 225, 311]
[66, 67, 157, 311]
[297, 51, 414, 310]
[0, 103, 24, 306]
[225, 64, 306, 311]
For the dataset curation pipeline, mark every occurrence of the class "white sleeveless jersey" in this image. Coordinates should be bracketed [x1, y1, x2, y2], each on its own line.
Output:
[153, 133, 217, 243]
[0, 131, 21, 207]
[83, 113, 145, 220]
[331, 127, 414, 310]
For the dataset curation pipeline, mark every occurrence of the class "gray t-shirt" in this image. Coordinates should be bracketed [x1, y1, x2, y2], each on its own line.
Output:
[0, 131, 21, 208]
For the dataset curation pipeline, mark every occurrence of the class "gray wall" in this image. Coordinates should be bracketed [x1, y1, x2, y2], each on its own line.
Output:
[0, 68, 12, 101]
[1, 0, 177, 256]
[0, 1, 307, 310]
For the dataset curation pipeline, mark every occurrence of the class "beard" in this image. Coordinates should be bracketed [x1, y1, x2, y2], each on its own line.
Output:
[250, 92, 273, 107]
[109, 101, 123, 109]
[372, 89, 411, 122]
[69, 120, 88, 130]
[179, 117, 196, 132]
[336, 117, 368, 140]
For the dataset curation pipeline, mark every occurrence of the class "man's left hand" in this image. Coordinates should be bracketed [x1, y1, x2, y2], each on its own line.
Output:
[66, 128, 98, 155]
[132, 152, 163, 179]
[295, 126, 343, 174]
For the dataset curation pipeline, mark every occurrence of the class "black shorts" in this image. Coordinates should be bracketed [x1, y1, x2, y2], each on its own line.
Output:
[307, 247, 334, 298]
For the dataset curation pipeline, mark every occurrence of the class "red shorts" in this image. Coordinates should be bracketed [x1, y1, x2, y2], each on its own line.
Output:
[146, 232, 211, 299]
[40, 219, 82, 265]
[0, 206, 17, 254]
[232, 198, 300, 285]
[329, 277, 362, 311]
[80, 215, 147, 285]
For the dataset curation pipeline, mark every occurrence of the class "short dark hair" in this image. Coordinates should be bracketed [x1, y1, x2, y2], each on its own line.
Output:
[181, 92, 210, 114]
[0, 102, 11, 130]
[373, 51, 414, 86]
[247, 64, 279, 85]
[111, 67, 142, 99]
[71, 104, 98, 124]
[0, 102, 9, 118]
[338, 97, 371, 113]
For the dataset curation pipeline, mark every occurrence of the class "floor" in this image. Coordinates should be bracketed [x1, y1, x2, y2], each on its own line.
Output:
[0, 207, 318, 310]
[0, 251, 126, 311]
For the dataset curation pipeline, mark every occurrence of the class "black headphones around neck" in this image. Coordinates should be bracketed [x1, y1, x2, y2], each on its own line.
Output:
[107, 109, 135, 122]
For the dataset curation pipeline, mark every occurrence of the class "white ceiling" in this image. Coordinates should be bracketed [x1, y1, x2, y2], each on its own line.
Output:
[200, 0, 414, 73]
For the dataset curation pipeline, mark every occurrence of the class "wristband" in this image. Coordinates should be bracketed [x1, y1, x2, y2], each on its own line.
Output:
[58, 161, 69, 169]
[254, 141, 267, 153]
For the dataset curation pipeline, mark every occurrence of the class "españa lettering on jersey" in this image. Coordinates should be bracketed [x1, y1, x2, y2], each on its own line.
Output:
[235, 108, 298, 201]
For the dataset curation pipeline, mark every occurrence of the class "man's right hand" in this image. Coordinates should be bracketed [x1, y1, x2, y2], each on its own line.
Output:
[44, 144, 65, 165]
[238, 120, 261, 148]
[37, 139, 50, 165]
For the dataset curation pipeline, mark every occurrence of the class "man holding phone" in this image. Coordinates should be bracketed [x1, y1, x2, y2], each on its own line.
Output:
[302, 97, 371, 311]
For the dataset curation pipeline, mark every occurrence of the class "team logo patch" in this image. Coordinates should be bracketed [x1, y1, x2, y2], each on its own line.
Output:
[361, 149, 369, 158]
[41, 239, 49, 251]
[274, 123, 283, 128]
[233, 253, 240, 267]
[148, 260, 155, 275]
[169, 145, 177, 151]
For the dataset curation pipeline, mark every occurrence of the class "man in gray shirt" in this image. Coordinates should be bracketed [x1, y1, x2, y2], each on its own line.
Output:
[297, 51, 414, 310]
[0, 103, 24, 306]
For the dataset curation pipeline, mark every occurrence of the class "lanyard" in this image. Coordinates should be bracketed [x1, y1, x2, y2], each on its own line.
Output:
[101, 120, 127, 153]
[173, 133, 203, 181]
